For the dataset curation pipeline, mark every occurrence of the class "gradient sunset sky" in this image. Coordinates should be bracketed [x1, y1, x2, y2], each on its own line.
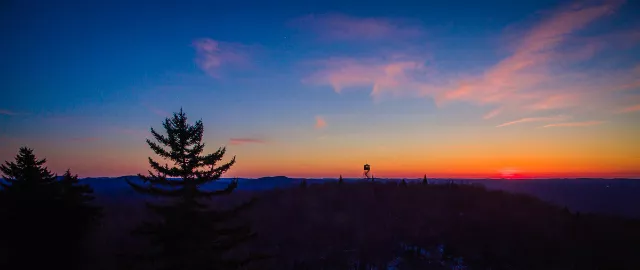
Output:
[2, 0, 639, 178]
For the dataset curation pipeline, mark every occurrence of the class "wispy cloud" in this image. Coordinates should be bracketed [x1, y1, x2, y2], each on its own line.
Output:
[298, 13, 430, 99]
[303, 56, 430, 99]
[618, 104, 640, 113]
[617, 80, 640, 91]
[141, 102, 169, 117]
[291, 14, 422, 41]
[229, 138, 266, 145]
[438, 0, 625, 108]
[525, 94, 578, 111]
[315, 116, 327, 129]
[193, 38, 254, 78]
[302, 1, 638, 128]
[543, 121, 605, 128]
[0, 109, 19, 116]
[496, 115, 570, 127]
[483, 108, 503, 119]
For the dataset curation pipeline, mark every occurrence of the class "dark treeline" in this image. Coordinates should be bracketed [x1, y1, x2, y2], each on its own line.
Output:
[0, 147, 102, 269]
[241, 181, 640, 269]
[2, 109, 640, 270]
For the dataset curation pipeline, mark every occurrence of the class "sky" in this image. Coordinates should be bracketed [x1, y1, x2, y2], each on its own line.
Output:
[1, 0, 639, 179]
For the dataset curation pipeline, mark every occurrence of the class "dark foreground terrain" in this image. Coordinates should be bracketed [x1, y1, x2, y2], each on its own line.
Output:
[86, 178, 640, 270]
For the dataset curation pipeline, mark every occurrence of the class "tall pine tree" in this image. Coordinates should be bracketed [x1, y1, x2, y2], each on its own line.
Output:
[338, 175, 343, 184]
[126, 109, 257, 270]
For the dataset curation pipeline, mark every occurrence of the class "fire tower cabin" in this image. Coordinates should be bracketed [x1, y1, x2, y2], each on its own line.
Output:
[364, 164, 370, 171]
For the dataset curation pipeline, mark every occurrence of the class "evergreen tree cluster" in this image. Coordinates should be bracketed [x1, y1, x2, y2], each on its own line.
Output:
[0, 109, 256, 270]
[333, 174, 430, 186]
[0, 147, 102, 269]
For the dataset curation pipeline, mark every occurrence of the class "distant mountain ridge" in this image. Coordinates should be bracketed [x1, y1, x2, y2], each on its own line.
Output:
[2, 176, 640, 218]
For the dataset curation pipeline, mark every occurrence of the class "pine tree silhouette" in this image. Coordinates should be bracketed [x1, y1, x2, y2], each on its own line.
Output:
[1, 147, 59, 268]
[338, 175, 343, 184]
[401, 178, 408, 187]
[0, 147, 99, 269]
[125, 109, 257, 270]
[58, 169, 104, 269]
[422, 174, 428, 185]
[0, 147, 57, 199]
[300, 179, 308, 188]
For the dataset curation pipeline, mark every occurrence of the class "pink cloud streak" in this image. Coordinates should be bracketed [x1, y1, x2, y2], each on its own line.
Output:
[543, 121, 605, 128]
[305, 2, 637, 109]
[483, 108, 503, 119]
[496, 115, 570, 127]
[618, 104, 640, 113]
[300, 1, 638, 130]
[438, 0, 624, 108]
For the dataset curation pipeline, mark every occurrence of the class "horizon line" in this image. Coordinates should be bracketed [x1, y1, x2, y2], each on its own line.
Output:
[70, 175, 640, 180]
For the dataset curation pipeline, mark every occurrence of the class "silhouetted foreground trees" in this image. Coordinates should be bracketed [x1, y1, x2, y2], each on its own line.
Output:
[124, 109, 258, 270]
[0, 110, 258, 270]
[0, 147, 102, 270]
